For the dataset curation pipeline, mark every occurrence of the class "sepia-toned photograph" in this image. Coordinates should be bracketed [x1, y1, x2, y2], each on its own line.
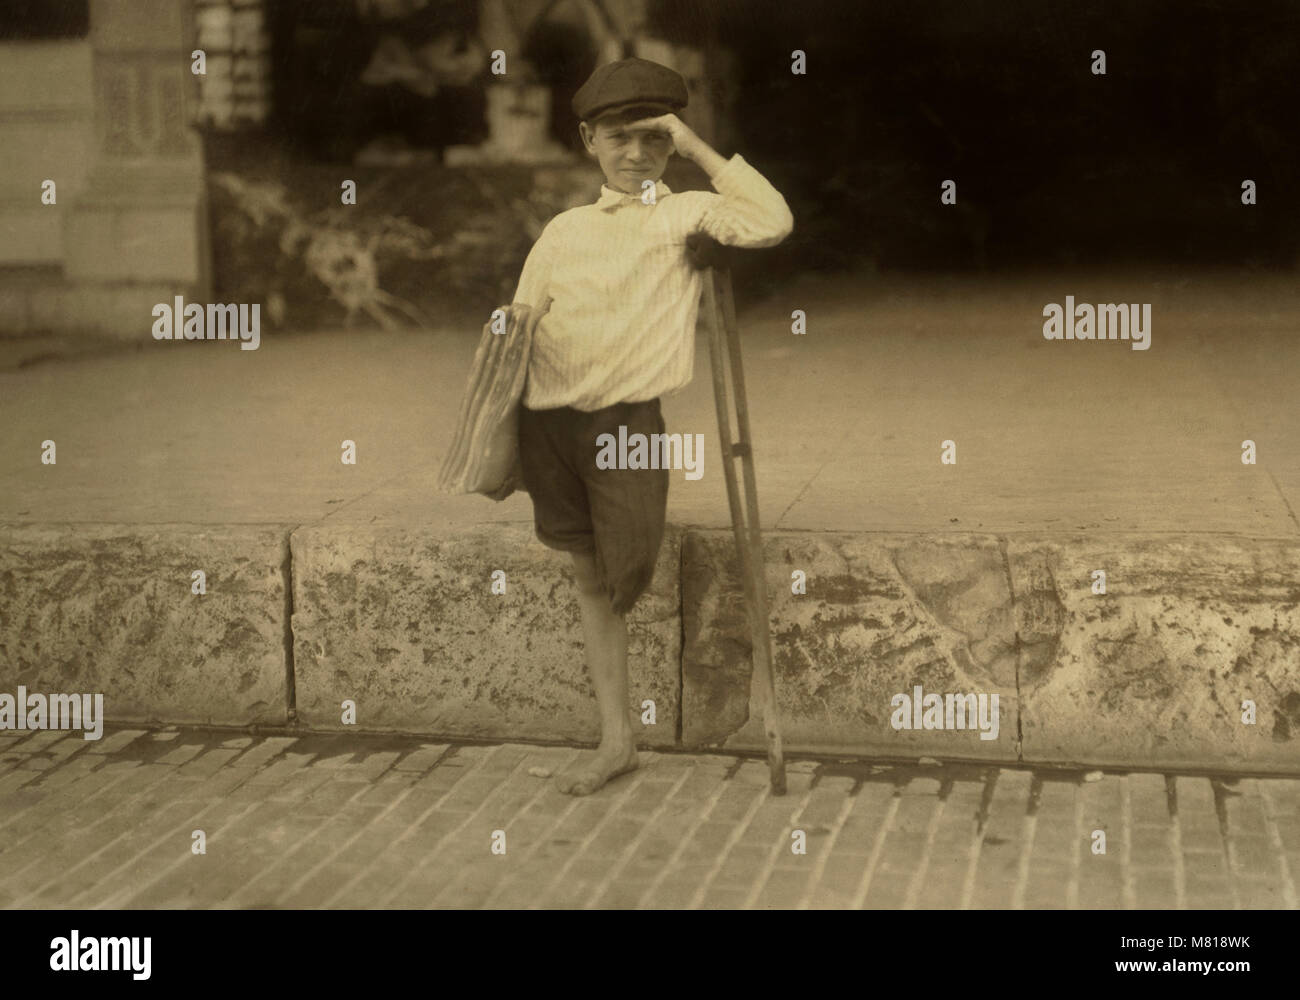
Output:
[0, 0, 1297, 946]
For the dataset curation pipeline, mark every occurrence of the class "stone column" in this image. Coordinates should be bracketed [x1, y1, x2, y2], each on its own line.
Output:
[64, 0, 210, 304]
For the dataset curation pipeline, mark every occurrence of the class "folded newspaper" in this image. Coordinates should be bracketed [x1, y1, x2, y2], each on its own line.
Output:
[437, 300, 551, 501]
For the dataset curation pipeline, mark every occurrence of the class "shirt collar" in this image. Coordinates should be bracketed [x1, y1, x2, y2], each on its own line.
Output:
[595, 179, 672, 211]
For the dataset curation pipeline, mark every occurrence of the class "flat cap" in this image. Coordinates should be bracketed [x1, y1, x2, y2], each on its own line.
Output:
[572, 57, 688, 122]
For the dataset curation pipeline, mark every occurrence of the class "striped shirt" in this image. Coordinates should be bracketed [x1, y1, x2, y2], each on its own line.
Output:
[511, 153, 793, 412]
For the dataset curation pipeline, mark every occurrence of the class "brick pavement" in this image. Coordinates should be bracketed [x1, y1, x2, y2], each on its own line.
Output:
[0, 728, 1295, 910]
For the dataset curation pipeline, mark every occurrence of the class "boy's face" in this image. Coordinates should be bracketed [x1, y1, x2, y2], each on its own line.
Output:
[579, 105, 675, 195]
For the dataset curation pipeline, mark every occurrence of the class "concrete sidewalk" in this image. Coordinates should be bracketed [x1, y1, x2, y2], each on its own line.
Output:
[2, 267, 1297, 531]
[0, 726, 1296, 910]
[1, 267, 1298, 771]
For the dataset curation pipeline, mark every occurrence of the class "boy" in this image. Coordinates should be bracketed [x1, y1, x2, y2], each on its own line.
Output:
[512, 57, 793, 795]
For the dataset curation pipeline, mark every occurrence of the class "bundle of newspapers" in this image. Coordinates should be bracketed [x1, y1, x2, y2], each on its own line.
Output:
[437, 300, 550, 501]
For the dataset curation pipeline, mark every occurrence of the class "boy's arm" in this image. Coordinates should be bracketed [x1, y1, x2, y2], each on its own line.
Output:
[511, 220, 557, 311]
[632, 113, 794, 248]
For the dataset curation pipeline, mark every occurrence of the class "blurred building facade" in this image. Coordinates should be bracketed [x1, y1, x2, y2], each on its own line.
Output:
[193, 0, 272, 129]
[0, 0, 722, 338]
[0, 0, 209, 338]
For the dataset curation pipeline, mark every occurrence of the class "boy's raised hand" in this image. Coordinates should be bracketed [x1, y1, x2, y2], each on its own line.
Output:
[624, 112, 696, 158]
[627, 112, 729, 178]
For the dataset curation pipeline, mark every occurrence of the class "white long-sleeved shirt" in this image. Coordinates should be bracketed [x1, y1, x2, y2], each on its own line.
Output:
[511, 153, 793, 411]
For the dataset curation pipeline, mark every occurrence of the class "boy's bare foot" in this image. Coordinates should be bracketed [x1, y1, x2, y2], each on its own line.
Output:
[555, 742, 639, 796]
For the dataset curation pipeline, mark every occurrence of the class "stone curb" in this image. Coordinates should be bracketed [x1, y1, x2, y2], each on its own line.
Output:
[0, 523, 289, 726]
[288, 522, 682, 745]
[684, 530, 1300, 772]
[2, 523, 1297, 774]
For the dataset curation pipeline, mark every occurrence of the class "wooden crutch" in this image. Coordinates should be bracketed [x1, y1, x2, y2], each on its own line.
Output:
[694, 237, 787, 795]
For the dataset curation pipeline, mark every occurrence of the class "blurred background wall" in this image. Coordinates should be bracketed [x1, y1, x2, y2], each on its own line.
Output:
[1, 0, 1297, 337]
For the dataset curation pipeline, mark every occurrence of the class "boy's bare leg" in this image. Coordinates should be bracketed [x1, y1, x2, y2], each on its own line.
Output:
[555, 552, 639, 795]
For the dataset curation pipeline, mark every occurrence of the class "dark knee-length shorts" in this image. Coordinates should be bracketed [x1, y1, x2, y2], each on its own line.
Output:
[518, 398, 669, 615]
